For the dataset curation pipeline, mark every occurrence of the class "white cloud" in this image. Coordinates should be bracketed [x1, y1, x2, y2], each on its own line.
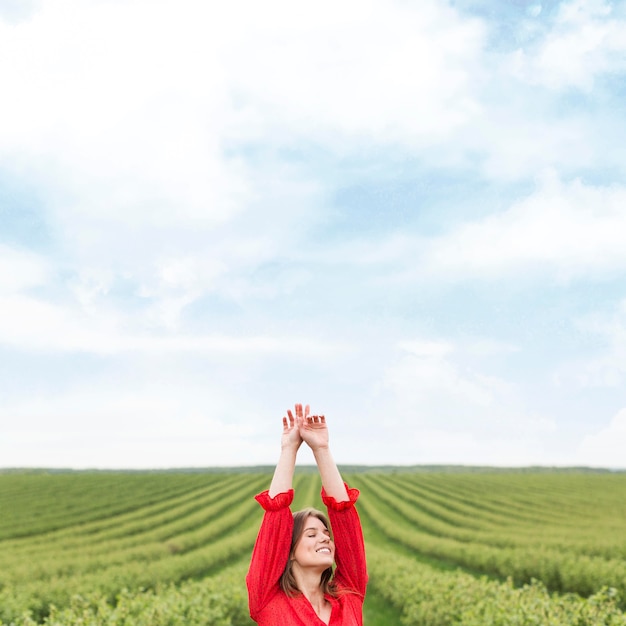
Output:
[1, 0, 623, 235]
[403, 173, 626, 282]
[557, 298, 626, 388]
[457, 337, 521, 357]
[222, 0, 484, 145]
[68, 268, 116, 313]
[338, 337, 559, 466]
[379, 338, 548, 429]
[0, 0, 40, 23]
[0, 386, 269, 468]
[327, 174, 626, 285]
[507, 0, 626, 91]
[386, 428, 557, 467]
[1, 0, 625, 471]
[0, 293, 343, 356]
[475, 111, 598, 181]
[397, 339, 454, 359]
[579, 408, 626, 469]
[0, 0, 485, 217]
[3, 0, 621, 295]
[0, 245, 50, 293]
[0, 0, 249, 233]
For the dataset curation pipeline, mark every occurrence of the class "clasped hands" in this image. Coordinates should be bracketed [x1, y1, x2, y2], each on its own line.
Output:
[281, 403, 329, 452]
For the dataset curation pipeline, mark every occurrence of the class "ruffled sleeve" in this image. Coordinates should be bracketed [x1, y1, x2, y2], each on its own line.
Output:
[322, 483, 368, 596]
[255, 488, 294, 511]
[321, 484, 360, 510]
[246, 489, 294, 619]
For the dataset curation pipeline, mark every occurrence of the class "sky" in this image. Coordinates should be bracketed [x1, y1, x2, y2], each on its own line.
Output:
[1, 0, 626, 470]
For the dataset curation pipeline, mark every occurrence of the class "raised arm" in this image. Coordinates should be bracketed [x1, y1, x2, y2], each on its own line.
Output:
[268, 403, 306, 497]
[298, 413, 349, 502]
[299, 411, 366, 593]
[248, 406, 307, 617]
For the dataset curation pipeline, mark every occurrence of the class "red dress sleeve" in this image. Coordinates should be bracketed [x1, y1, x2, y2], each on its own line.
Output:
[322, 483, 368, 596]
[246, 489, 294, 618]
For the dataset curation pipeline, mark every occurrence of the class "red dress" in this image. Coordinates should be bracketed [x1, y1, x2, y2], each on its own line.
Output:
[246, 484, 368, 626]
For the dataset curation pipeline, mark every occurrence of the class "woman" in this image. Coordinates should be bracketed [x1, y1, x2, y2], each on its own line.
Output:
[246, 403, 368, 625]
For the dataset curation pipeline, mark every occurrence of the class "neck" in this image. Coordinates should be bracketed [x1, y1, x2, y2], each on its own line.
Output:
[292, 564, 327, 603]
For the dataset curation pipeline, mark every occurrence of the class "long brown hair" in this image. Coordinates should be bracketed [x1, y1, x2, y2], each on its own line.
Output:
[280, 508, 337, 598]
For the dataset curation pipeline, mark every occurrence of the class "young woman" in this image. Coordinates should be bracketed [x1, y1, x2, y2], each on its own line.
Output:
[246, 403, 368, 625]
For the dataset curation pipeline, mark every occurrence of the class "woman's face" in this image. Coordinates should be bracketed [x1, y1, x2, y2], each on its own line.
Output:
[293, 515, 335, 569]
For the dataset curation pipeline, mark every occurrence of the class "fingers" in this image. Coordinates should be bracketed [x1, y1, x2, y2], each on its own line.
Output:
[294, 404, 312, 416]
[305, 414, 326, 425]
[284, 410, 296, 430]
[288, 404, 324, 426]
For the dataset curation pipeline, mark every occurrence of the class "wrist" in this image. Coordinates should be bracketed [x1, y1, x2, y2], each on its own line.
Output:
[311, 444, 330, 454]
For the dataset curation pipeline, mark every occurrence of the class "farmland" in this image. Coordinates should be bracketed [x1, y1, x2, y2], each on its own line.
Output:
[1, 469, 626, 625]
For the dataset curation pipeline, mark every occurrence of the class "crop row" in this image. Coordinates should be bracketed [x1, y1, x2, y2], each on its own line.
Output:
[360, 473, 626, 558]
[381, 472, 626, 530]
[3, 470, 626, 624]
[355, 472, 626, 548]
[1, 488, 261, 591]
[0, 518, 260, 624]
[0, 475, 271, 623]
[366, 543, 626, 626]
[0, 560, 255, 626]
[375, 473, 581, 528]
[0, 472, 318, 623]
[355, 475, 626, 602]
[4, 535, 625, 626]
[0, 473, 222, 540]
[1, 474, 263, 566]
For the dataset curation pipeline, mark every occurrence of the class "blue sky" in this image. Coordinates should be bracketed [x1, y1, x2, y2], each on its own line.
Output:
[1, 0, 626, 469]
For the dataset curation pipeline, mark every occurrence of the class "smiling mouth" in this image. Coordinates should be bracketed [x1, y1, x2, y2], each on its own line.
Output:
[316, 548, 331, 554]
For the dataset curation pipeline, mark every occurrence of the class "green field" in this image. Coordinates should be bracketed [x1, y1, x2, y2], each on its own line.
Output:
[1, 468, 626, 625]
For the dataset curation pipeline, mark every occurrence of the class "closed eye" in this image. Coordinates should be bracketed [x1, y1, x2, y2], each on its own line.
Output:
[303, 527, 332, 540]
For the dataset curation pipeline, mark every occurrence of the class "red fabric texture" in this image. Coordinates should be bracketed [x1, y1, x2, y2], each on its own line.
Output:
[246, 484, 367, 625]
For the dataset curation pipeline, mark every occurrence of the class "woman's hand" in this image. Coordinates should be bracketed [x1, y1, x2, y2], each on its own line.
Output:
[298, 413, 329, 452]
[281, 404, 308, 450]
